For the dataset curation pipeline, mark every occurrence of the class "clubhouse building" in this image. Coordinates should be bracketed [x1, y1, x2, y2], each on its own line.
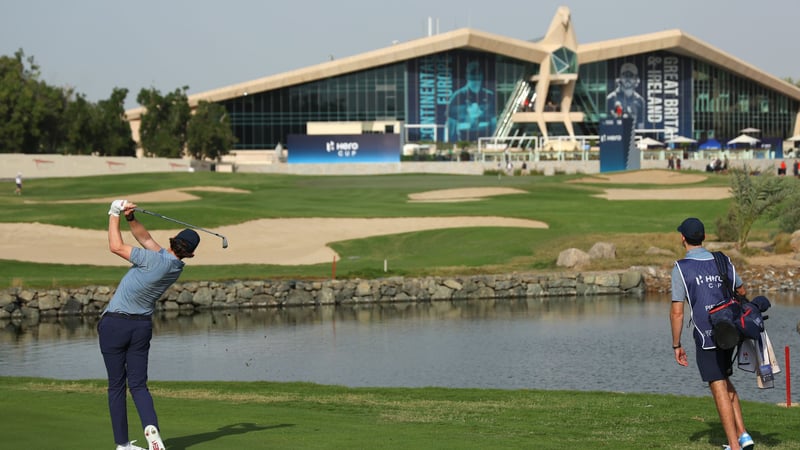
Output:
[126, 6, 800, 160]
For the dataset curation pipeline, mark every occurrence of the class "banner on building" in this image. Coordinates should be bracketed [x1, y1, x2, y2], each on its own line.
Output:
[407, 51, 497, 143]
[606, 52, 692, 139]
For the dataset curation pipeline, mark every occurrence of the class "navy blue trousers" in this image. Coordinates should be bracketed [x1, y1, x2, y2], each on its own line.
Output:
[98, 315, 158, 445]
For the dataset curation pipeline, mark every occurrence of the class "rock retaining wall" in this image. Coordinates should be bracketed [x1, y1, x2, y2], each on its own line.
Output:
[0, 270, 645, 321]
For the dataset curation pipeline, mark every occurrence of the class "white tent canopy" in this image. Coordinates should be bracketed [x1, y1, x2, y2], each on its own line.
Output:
[739, 127, 761, 133]
[665, 135, 697, 144]
[727, 134, 761, 146]
[637, 137, 664, 148]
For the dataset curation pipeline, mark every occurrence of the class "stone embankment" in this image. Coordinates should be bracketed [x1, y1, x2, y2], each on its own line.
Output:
[3, 265, 798, 323]
[636, 264, 800, 295]
[1, 270, 646, 322]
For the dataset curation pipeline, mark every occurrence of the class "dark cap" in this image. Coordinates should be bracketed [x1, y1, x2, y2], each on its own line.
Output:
[175, 229, 200, 253]
[677, 217, 705, 244]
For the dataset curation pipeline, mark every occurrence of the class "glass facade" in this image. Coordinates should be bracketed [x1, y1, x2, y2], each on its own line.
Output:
[222, 63, 407, 149]
[693, 60, 797, 141]
[573, 60, 609, 136]
[575, 52, 798, 141]
[219, 47, 796, 150]
[223, 51, 531, 149]
[550, 47, 578, 75]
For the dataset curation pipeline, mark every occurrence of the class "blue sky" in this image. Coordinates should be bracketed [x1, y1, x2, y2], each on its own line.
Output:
[2, 0, 797, 110]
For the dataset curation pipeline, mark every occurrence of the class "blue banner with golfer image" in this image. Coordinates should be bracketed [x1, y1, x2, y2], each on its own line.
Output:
[287, 134, 401, 164]
[406, 51, 497, 143]
[606, 52, 692, 139]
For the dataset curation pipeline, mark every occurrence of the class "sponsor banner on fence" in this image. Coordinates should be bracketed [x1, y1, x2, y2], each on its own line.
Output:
[287, 134, 401, 164]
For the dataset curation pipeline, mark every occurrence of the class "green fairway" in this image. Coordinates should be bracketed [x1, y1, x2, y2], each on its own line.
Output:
[2, 377, 798, 449]
[0, 170, 749, 288]
[1, 172, 795, 449]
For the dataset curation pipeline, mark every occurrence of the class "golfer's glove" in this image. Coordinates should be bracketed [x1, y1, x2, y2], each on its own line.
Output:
[108, 199, 128, 217]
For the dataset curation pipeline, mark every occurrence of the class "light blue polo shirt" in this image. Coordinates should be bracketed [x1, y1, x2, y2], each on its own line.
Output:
[105, 247, 185, 316]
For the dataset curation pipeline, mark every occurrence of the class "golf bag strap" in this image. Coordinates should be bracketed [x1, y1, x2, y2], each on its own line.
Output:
[712, 251, 737, 302]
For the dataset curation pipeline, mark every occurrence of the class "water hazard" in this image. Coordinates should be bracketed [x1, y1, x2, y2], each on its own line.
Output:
[2, 293, 799, 405]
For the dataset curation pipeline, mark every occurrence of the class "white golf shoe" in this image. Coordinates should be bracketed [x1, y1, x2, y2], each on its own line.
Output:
[116, 441, 146, 450]
[144, 425, 165, 450]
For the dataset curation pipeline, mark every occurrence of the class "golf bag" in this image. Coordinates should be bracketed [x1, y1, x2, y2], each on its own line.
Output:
[708, 252, 770, 349]
[708, 297, 741, 350]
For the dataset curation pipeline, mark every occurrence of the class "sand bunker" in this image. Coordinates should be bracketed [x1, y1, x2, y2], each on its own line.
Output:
[571, 170, 708, 185]
[4, 186, 548, 267]
[35, 186, 250, 204]
[408, 187, 527, 202]
[0, 217, 547, 266]
[571, 170, 730, 200]
[596, 187, 731, 200]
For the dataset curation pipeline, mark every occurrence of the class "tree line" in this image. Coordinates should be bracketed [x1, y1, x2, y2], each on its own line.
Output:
[0, 49, 234, 160]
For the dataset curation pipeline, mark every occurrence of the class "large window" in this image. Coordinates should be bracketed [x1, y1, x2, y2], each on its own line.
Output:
[551, 47, 578, 75]
[218, 48, 799, 149]
[693, 61, 797, 140]
[573, 61, 609, 135]
[222, 51, 533, 148]
[222, 64, 406, 149]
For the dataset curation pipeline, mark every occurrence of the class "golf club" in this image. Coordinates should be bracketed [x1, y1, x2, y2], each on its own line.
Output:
[134, 207, 229, 249]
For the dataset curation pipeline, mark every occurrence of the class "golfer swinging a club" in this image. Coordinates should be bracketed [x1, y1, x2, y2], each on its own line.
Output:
[99, 199, 200, 450]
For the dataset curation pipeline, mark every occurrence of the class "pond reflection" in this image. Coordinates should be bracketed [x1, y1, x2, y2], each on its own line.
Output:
[2, 293, 799, 405]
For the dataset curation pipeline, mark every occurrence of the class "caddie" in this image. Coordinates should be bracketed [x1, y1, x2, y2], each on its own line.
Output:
[670, 217, 754, 450]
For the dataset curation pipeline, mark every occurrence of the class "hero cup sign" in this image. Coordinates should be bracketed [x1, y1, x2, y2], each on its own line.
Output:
[287, 134, 401, 164]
